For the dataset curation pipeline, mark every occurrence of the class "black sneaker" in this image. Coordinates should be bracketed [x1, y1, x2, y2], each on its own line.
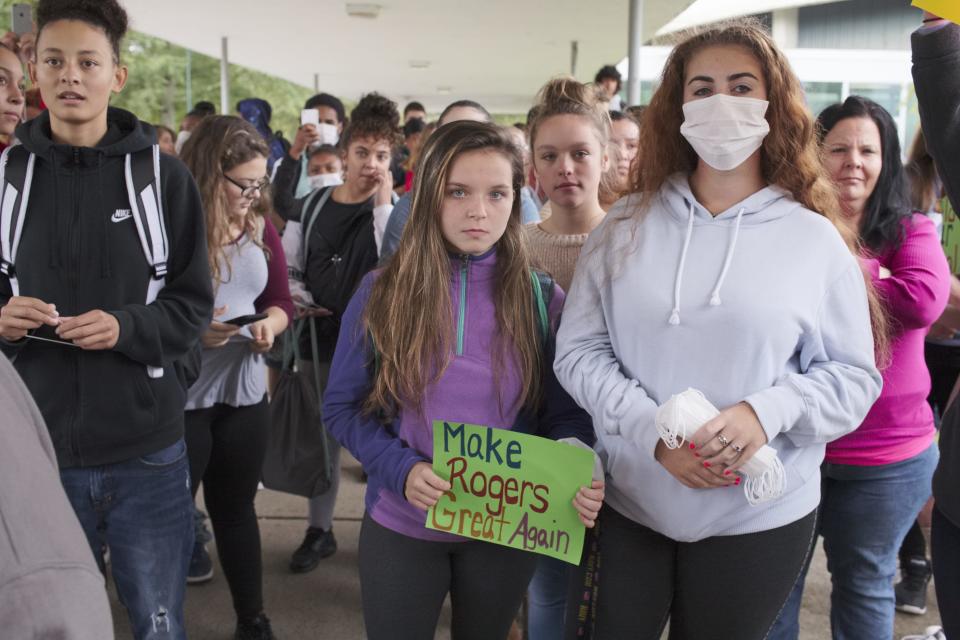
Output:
[289, 527, 337, 573]
[895, 556, 932, 615]
[188, 539, 214, 584]
[195, 508, 214, 545]
[235, 613, 276, 640]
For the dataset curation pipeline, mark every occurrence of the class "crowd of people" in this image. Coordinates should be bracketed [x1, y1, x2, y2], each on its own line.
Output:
[0, 0, 958, 639]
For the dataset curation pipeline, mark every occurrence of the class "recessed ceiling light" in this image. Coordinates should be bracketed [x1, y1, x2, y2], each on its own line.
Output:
[345, 3, 380, 18]
[409, 60, 431, 69]
[437, 86, 452, 95]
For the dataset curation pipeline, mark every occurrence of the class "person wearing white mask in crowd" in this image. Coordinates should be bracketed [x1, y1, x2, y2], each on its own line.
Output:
[553, 21, 884, 639]
[305, 143, 344, 190]
[176, 100, 216, 154]
[272, 93, 346, 207]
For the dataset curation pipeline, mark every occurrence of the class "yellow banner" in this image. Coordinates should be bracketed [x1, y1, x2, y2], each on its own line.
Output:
[912, 0, 960, 24]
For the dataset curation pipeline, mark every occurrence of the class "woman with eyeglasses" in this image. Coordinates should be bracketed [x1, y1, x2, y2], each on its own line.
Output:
[180, 115, 293, 640]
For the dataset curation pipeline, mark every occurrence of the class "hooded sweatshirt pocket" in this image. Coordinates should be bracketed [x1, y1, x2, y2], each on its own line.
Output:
[87, 354, 158, 431]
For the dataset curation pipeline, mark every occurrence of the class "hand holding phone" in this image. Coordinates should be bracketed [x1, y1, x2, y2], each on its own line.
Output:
[224, 312, 268, 327]
[11, 4, 31, 36]
[301, 109, 320, 127]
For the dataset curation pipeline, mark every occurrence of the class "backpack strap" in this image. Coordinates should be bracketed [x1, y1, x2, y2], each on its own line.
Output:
[530, 270, 553, 344]
[124, 144, 166, 378]
[0, 146, 35, 298]
[300, 185, 334, 259]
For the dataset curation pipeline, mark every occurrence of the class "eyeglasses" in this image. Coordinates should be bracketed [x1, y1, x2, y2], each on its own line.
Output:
[223, 173, 270, 199]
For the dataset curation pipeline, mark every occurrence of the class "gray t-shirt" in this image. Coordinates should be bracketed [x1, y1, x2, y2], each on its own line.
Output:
[186, 234, 269, 410]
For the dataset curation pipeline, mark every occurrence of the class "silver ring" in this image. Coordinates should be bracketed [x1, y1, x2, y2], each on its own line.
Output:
[731, 443, 744, 453]
[717, 434, 730, 447]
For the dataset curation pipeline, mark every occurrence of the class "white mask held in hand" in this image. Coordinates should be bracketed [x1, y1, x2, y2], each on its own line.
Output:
[310, 123, 340, 147]
[306, 172, 343, 191]
[680, 94, 770, 171]
[655, 388, 786, 505]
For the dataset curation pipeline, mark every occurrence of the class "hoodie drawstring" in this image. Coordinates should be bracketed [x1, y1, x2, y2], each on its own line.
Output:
[709, 206, 745, 307]
[48, 151, 60, 268]
[669, 201, 696, 326]
[97, 154, 111, 278]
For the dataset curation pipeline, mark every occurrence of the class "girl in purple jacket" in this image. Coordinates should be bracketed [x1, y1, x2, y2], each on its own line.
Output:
[322, 121, 601, 640]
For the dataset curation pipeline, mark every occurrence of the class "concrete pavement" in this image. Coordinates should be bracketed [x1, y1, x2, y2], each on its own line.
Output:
[108, 454, 943, 639]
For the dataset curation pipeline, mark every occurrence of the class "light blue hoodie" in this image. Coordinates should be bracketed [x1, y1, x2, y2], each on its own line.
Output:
[554, 174, 882, 541]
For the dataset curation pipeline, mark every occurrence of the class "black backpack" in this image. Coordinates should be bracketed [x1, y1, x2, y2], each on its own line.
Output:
[0, 143, 203, 387]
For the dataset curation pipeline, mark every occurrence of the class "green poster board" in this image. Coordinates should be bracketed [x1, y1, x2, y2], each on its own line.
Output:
[425, 421, 594, 565]
[942, 196, 959, 274]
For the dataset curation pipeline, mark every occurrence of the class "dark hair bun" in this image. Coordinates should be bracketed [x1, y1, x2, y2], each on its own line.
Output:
[36, 0, 129, 61]
[351, 93, 400, 128]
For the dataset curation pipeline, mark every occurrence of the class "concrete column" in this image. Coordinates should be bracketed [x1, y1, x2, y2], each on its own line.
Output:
[627, 0, 644, 106]
[772, 8, 799, 49]
[220, 36, 230, 115]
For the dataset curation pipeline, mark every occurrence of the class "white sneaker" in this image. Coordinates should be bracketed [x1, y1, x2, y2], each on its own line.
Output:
[901, 625, 947, 640]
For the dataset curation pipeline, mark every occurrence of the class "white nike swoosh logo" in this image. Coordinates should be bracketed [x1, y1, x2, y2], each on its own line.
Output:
[111, 210, 132, 223]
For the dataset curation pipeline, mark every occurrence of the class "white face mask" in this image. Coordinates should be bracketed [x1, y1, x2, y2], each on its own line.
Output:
[311, 123, 340, 147]
[175, 129, 192, 154]
[680, 94, 770, 171]
[306, 172, 343, 191]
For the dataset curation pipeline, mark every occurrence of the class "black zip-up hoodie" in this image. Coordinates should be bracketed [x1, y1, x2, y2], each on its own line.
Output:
[0, 107, 213, 468]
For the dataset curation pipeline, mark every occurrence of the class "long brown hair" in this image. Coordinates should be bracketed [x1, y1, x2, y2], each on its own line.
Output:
[528, 77, 611, 154]
[180, 115, 271, 287]
[906, 127, 941, 213]
[363, 121, 540, 417]
[623, 19, 889, 360]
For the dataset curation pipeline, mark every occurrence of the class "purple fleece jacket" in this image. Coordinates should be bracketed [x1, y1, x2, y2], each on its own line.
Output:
[322, 248, 594, 541]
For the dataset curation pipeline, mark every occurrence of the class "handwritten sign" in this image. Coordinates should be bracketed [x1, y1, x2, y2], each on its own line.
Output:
[425, 421, 594, 565]
[912, 0, 960, 25]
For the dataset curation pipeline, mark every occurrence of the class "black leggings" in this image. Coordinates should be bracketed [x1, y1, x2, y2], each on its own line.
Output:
[932, 506, 960, 638]
[357, 512, 538, 640]
[185, 397, 270, 621]
[594, 506, 817, 640]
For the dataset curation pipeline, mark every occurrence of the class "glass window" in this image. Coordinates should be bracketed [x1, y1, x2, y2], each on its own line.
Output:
[849, 83, 901, 118]
[802, 81, 843, 117]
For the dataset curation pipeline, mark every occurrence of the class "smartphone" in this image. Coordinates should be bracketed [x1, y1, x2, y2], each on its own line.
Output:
[224, 312, 268, 327]
[300, 109, 319, 127]
[12, 4, 31, 36]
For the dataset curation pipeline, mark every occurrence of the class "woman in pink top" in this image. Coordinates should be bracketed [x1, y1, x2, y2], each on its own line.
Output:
[771, 96, 951, 639]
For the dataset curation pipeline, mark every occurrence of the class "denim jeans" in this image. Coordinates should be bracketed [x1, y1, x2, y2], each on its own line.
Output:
[60, 438, 194, 640]
[527, 555, 571, 640]
[768, 442, 938, 640]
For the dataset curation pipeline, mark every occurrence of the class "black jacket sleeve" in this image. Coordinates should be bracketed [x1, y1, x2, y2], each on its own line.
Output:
[0, 285, 25, 358]
[912, 23, 960, 210]
[109, 156, 213, 368]
[272, 152, 305, 222]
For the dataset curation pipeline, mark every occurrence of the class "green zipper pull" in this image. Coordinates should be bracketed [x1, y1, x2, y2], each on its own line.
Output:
[457, 255, 469, 356]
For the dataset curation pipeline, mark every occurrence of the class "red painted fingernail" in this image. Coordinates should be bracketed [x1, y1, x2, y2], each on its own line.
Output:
[735, 478, 741, 485]
[703, 462, 711, 468]
[689, 443, 696, 450]
[723, 470, 731, 476]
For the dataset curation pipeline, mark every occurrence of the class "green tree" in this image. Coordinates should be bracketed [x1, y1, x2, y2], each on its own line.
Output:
[0, 0, 313, 135]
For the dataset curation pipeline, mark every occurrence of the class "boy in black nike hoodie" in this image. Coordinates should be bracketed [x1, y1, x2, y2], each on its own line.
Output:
[0, 1, 212, 638]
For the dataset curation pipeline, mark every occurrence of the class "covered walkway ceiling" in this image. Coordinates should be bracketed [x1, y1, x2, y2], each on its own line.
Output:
[122, 0, 697, 113]
[123, 0, 854, 113]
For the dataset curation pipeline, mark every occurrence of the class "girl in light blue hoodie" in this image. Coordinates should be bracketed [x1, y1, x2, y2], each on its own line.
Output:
[554, 21, 883, 640]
